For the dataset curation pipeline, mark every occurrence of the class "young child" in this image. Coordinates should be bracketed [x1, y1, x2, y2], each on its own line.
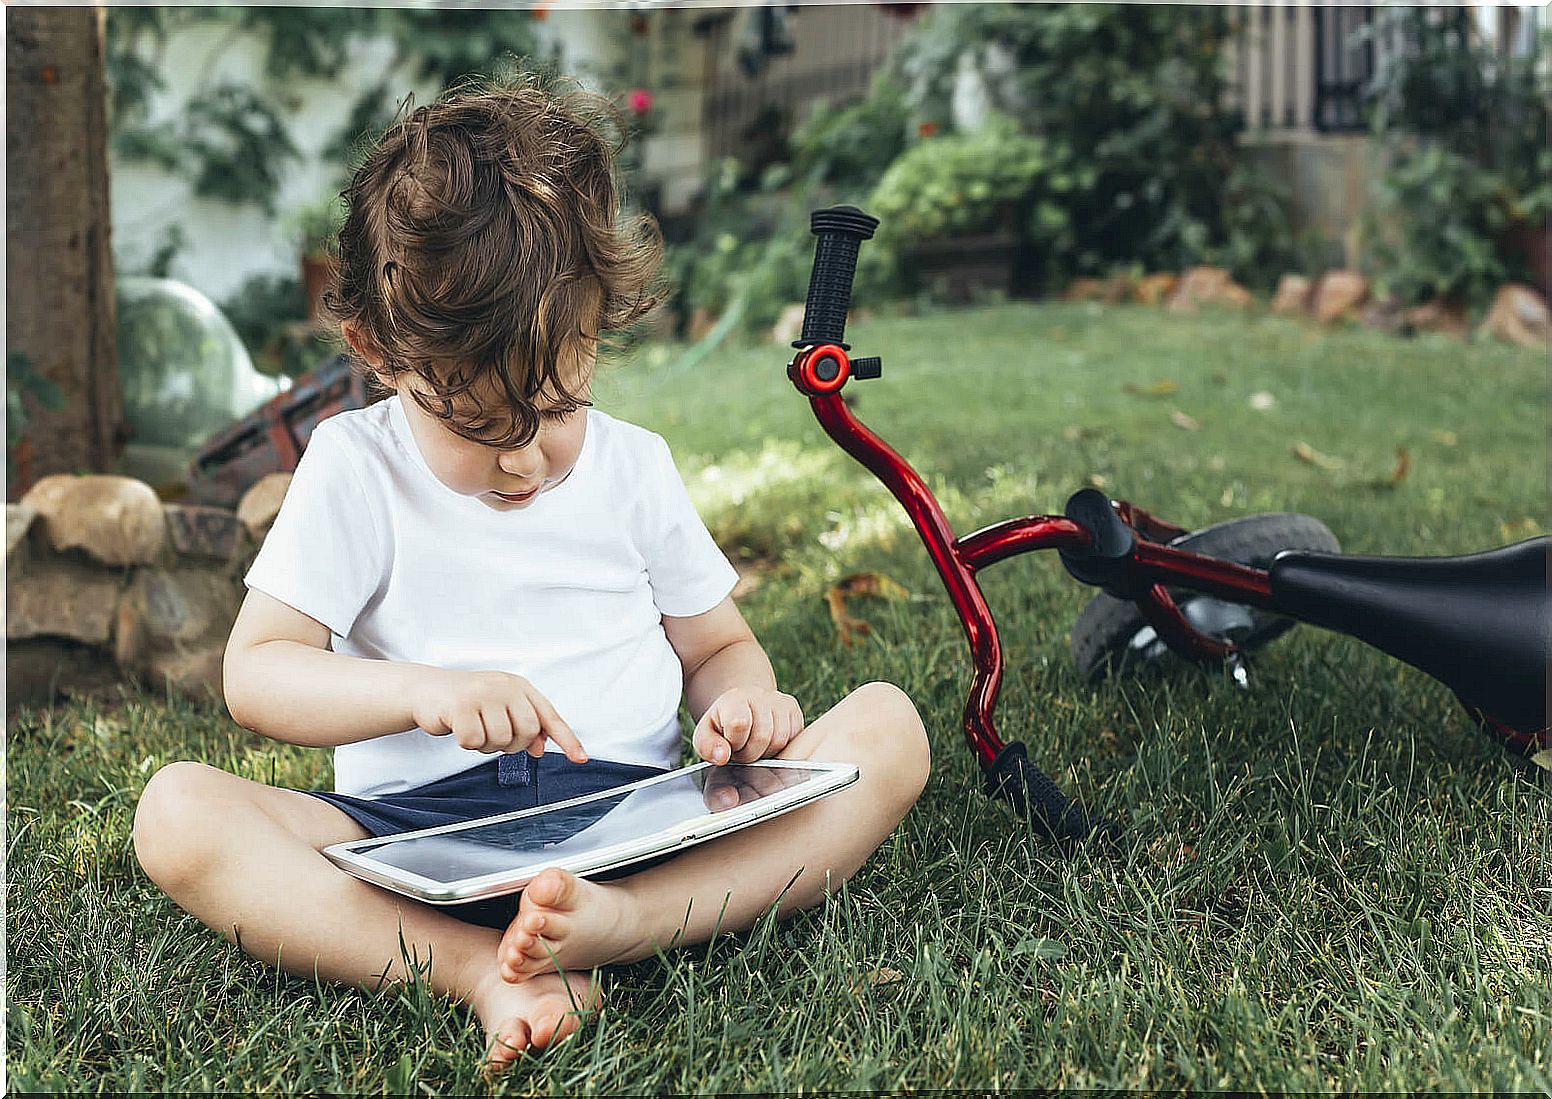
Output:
[131, 75, 931, 1074]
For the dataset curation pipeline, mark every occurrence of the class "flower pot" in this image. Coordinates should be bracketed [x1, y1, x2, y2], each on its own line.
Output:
[905, 232, 1020, 303]
[301, 252, 339, 327]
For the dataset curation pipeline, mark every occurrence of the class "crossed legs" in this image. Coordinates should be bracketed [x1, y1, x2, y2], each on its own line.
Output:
[132, 681, 929, 1070]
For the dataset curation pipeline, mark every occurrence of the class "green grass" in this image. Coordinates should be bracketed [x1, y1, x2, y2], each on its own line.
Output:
[9, 302, 1549, 1093]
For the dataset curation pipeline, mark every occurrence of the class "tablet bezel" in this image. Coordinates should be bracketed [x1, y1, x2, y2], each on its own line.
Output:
[321, 758, 859, 905]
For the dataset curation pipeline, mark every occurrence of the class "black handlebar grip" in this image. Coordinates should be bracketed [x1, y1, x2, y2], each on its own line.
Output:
[984, 740, 1115, 849]
[797, 205, 880, 349]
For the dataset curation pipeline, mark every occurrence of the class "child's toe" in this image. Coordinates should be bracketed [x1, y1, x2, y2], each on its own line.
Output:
[530, 1006, 578, 1049]
[526, 867, 574, 909]
[485, 1020, 530, 1069]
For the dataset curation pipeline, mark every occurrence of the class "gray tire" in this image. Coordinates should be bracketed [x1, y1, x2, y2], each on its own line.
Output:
[1070, 512, 1341, 680]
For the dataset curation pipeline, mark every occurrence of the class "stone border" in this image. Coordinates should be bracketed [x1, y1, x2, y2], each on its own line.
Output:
[6, 471, 291, 714]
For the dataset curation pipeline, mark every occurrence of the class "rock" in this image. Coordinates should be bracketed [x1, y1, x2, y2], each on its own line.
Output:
[1132, 273, 1178, 307]
[1064, 278, 1108, 302]
[164, 503, 242, 562]
[1312, 271, 1369, 324]
[6, 556, 122, 644]
[121, 566, 240, 646]
[115, 587, 148, 672]
[236, 473, 291, 541]
[1479, 283, 1551, 348]
[7, 502, 37, 566]
[1405, 299, 1469, 338]
[1168, 267, 1253, 313]
[6, 638, 123, 715]
[147, 642, 227, 702]
[1271, 274, 1313, 316]
[1102, 273, 1135, 304]
[1360, 296, 1407, 334]
[20, 474, 167, 566]
[770, 302, 807, 345]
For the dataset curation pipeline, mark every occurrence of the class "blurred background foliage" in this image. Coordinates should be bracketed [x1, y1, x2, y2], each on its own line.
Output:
[103, 4, 1548, 354]
[1361, 8, 1550, 309]
[665, 3, 1316, 338]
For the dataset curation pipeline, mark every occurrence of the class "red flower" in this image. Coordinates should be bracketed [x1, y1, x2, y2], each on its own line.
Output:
[628, 88, 654, 116]
[917, 120, 939, 138]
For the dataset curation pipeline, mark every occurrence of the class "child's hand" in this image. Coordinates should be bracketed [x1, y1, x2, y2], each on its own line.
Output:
[692, 686, 804, 765]
[410, 669, 587, 762]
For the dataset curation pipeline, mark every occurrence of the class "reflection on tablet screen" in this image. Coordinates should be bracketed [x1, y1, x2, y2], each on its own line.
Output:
[353, 764, 818, 886]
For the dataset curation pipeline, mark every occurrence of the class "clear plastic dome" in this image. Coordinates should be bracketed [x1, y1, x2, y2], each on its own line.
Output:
[115, 277, 290, 491]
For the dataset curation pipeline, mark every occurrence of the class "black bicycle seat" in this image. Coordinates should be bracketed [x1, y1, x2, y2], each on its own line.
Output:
[1268, 537, 1549, 732]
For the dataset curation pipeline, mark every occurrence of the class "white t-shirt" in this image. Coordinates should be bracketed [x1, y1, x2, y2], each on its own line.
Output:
[242, 396, 740, 798]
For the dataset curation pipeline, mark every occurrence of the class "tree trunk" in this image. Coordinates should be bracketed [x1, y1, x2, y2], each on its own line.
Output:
[6, 6, 123, 499]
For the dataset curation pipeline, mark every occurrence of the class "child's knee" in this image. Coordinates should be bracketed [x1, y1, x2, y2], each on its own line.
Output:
[842, 682, 931, 796]
[132, 761, 226, 889]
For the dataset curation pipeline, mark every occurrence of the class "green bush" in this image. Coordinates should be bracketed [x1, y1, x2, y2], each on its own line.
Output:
[883, 3, 1274, 284]
[788, 73, 912, 197]
[1366, 146, 1516, 309]
[869, 114, 1050, 241]
[1363, 10, 1549, 307]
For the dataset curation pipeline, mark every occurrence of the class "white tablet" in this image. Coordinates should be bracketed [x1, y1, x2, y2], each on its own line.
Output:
[322, 759, 859, 906]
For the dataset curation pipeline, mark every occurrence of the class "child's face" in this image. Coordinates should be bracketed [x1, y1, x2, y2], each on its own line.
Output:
[394, 365, 592, 512]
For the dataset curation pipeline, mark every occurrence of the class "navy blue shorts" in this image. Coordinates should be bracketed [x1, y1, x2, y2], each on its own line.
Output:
[303, 752, 670, 931]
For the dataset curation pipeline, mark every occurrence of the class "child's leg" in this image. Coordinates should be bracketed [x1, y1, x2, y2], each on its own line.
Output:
[498, 681, 930, 980]
[132, 762, 599, 1069]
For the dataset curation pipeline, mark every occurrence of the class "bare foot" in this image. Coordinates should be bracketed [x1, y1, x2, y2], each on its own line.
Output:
[472, 967, 601, 1077]
[497, 868, 649, 982]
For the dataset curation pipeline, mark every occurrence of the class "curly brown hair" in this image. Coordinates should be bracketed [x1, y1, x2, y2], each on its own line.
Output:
[323, 70, 666, 450]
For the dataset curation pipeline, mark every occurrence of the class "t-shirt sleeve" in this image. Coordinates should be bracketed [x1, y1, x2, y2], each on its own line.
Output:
[639, 434, 740, 618]
[242, 420, 388, 639]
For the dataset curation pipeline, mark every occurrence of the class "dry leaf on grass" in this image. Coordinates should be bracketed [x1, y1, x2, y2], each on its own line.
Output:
[1390, 447, 1410, 484]
[1122, 380, 1180, 397]
[1170, 408, 1201, 431]
[826, 572, 910, 647]
[850, 966, 906, 995]
[1293, 441, 1345, 472]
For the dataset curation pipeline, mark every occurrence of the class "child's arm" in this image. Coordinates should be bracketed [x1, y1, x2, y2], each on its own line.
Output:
[663, 596, 804, 765]
[224, 589, 586, 759]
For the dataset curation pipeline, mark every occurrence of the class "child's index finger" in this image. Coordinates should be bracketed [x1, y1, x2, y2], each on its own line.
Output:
[528, 690, 587, 762]
[545, 718, 588, 763]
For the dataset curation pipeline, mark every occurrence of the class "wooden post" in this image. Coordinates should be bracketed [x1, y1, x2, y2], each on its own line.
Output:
[1294, 2, 1315, 132]
[6, 6, 124, 497]
[1244, 6, 1265, 132]
[1270, 2, 1288, 130]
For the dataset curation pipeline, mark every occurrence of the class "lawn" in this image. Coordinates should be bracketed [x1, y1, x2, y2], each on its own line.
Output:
[8, 302, 1549, 1093]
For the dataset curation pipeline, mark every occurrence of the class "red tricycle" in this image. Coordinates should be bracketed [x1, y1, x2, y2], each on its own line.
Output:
[785, 205, 1549, 846]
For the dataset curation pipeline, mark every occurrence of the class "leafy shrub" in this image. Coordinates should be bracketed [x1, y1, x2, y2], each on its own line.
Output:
[869, 3, 1341, 294]
[1367, 146, 1515, 308]
[788, 73, 912, 196]
[1363, 10, 1549, 306]
[883, 3, 1265, 283]
[869, 113, 1049, 241]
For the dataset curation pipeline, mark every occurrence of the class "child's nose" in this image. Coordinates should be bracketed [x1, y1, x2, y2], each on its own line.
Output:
[497, 447, 542, 478]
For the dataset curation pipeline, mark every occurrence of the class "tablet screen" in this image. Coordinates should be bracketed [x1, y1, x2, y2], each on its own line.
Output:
[347, 763, 826, 888]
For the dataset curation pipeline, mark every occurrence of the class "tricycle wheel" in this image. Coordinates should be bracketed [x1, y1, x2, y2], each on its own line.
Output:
[1071, 512, 1339, 680]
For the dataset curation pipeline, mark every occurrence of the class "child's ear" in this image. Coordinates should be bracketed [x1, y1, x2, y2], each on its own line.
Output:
[340, 319, 382, 369]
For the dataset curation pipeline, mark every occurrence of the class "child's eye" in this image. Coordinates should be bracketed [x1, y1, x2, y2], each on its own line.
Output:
[540, 406, 577, 422]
